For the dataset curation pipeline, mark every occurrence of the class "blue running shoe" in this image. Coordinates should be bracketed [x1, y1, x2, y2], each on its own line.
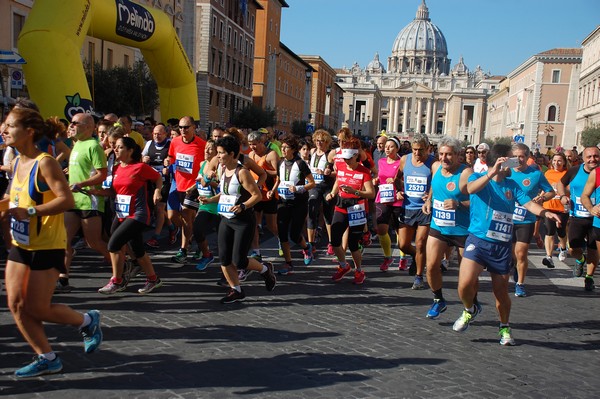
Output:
[474, 301, 483, 319]
[515, 283, 527, 297]
[426, 299, 447, 319]
[15, 355, 63, 378]
[302, 243, 313, 265]
[80, 310, 102, 353]
[574, 255, 585, 277]
[196, 253, 215, 271]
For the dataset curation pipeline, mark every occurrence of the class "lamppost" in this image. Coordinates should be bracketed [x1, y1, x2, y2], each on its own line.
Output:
[324, 85, 331, 130]
[304, 69, 312, 126]
[338, 95, 344, 131]
[348, 103, 354, 133]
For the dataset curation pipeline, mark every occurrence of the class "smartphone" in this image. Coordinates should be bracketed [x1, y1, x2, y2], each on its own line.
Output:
[501, 157, 519, 169]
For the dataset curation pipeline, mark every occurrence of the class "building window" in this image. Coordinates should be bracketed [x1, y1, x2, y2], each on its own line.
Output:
[124, 54, 130, 68]
[216, 92, 221, 108]
[227, 27, 232, 45]
[107, 49, 113, 68]
[269, 19, 273, 31]
[552, 70, 560, 84]
[547, 105, 557, 121]
[218, 52, 223, 77]
[210, 49, 216, 74]
[234, 31, 237, 50]
[209, 90, 213, 106]
[212, 16, 217, 36]
[220, 21, 224, 40]
[13, 13, 26, 49]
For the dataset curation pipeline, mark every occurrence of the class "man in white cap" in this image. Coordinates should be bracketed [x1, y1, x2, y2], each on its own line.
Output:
[473, 143, 490, 173]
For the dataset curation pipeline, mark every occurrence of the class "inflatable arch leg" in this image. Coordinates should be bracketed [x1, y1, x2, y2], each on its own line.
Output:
[18, 0, 199, 121]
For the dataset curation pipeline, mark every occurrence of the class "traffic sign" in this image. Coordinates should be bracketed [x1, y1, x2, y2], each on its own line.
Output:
[306, 123, 315, 133]
[0, 50, 26, 64]
[514, 135, 525, 143]
[11, 70, 23, 89]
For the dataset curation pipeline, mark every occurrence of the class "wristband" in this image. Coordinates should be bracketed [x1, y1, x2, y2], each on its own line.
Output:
[239, 203, 246, 211]
[295, 185, 306, 194]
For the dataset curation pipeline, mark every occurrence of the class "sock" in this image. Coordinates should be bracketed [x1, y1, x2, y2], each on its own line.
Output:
[586, 274, 593, 278]
[500, 323, 510, 328]
[180, 248, 187, 254]
[41, 352, 57, 361]
[433, 288, 444, 301]
[202, 248, 211, 257]
[114, 277, 123, 284]
[79, 313, 92, 329]
[338, 261, 346, 267]
[260, 264, 268, 273]
[59, 277, 69, 286]
[578, 255, 585, 263]
[147, 274, 157, 282]
[255, 249, 261, 255]
[379, 233, 392, 257]
[466, 306, 475, 313]
[399, 249, 406, 258]
[233, 285, 241, 292]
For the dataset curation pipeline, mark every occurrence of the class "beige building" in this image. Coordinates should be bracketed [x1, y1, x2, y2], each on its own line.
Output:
[301, 55, 343, 132]
[336, 1, 501, 142]
[577, 26, 600, 142]
[488, 48, 582, 151]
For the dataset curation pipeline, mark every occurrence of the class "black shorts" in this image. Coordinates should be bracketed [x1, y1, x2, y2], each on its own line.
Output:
[545, 212, 569, 237]
[375, 202, 402, 230]
[429, 227, 467, 248]
[568, 217, 597, 250]
[177, 190, 199, 210]
[254, 199, 277, 214]
[68, 209, 102, 219]
[399, 207, 431, 227]
[512, 223, 535, 244]
[8, 246, 66, 273]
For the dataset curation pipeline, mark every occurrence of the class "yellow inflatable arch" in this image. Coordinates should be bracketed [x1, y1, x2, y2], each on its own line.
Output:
[18, 0, 199, 121]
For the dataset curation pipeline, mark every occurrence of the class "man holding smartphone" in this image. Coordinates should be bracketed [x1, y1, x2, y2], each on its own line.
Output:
[507, 143, 554, 298]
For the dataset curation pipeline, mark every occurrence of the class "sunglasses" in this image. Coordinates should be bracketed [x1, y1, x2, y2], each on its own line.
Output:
[465, 151, 475, 154]
[478, 151, 487, 154]
[70, 121, 83, 126]
[179, 125, 192, 130]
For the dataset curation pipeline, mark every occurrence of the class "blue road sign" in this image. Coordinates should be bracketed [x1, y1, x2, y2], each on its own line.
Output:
[514, 135, 525, 143]
[0, 50, 26, 64]
[306, 123, 315, 133]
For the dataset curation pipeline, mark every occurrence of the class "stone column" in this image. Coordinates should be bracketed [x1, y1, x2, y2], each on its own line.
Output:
[403, 97, 409, 133]
[425, 98, 433, 135]
[416, 98, 423, 133]
[431, 98, 438, 134]
[389, 97, 396, 133]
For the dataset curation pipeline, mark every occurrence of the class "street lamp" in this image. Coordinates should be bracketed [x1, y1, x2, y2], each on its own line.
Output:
[325, 85, 331, 130]
[349, 103, 354, 133]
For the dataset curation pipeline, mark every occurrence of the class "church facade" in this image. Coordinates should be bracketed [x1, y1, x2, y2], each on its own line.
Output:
[336, 0, 502, 143]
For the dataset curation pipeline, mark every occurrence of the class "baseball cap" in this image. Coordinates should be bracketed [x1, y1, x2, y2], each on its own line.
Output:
[477, 143, 490, 152]
[340, 149, 359, 159]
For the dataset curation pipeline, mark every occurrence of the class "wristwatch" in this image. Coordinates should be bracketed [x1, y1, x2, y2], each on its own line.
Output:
[27, 206, 37, 217]
[239, 203, 246, 211]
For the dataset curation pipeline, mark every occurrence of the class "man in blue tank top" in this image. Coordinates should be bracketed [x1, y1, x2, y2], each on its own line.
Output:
[557, 146, 600, 286]
[452, 144, 562, 346]
[422, 136, 472, 320]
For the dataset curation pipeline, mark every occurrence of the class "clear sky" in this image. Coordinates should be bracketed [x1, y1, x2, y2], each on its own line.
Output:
[280, 0, 600, 76]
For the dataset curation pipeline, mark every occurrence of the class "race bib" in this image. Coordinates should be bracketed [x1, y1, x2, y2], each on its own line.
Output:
[348, 203, 367, 226]
[312, 172, 324, 183]
[432, 199, 456, 227]
[218, 194, 238, 219]
[197, 182, 213, 198]
[512, 204, 527, 222]
[11, 217, 30, 245]
[115, 194, 132, 218]
[175, 153, 194, 174]
[486, 210, 513, 242]
[277, 181, 295, 200]
[379, 183, 395, 203]
[405, 175, 427, 198]
[574, 196, 593, 218]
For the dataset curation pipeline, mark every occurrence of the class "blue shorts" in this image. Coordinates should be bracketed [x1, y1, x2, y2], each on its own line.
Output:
[463, 234, 511, 275]
[166, 180, 180, 211]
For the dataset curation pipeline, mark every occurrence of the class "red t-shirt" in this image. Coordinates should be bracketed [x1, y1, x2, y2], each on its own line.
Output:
[112, 162, 161, 225]
[168, 135, 206, 191]
[335, 162, 370, 214]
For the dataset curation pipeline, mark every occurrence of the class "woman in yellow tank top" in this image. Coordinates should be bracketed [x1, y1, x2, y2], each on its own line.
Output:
[2, 107, 103, 378]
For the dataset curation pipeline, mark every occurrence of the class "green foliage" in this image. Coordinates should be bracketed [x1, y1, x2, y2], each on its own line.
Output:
[580, 124, 600, 148]
[291, 120, 308, 136]
[85, 61, 158, 117]
[231, 104, 276, 130]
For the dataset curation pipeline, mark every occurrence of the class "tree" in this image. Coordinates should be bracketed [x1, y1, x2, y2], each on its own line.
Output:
[580, 124, 600, 148]
[85, 60, 158, 117]
[231, 104, 276, 130]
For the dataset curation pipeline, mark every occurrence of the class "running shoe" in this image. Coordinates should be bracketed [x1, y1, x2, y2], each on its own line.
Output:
[169, 227, 180, 245]
[315, 226, 323, 244]
[379, 257, 393, 272]
[361, 231, 372, 247]
[408, 260, 416, 276]
[353, 269, 366, 285]
[441, 259, 449, 273]
[515, 283, 527, 297]
[276, 263, 294, 276]
[585, 275, 595, 291]
[574, 256, 585, 277]
[426, 299, 447, 319]
[171, 248, 187, 264]
[221, 288, 246, 304]
[474, 301, 483, 319]
[238, 269, 253, 282]
[542, 256, 555, 269]
[257, 224, 264, 236]
[326, 243, 335, 256]
[499, 326, 516, 346]
[398, 257, 409, 271]
[15, 355, 63, 378]
[138, 278, 163, 294]
[73, 238, 87, 250]
[558, 247, 568, 262]
[195, 253, 215, 271]
[261, 262, 277, 291]
[249, 250, 262, 263]
[98, 278, 126, 295]
[145, 237, 160, 249]
[80, 310, 102, 353]
[302, 243, 314, 265]
[278, 240, 284, 257]
[452, 306, 480, 332]
[411, 275, 425, 290]
[54, 280, 73, 294]
[332, 263, 351, 282]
